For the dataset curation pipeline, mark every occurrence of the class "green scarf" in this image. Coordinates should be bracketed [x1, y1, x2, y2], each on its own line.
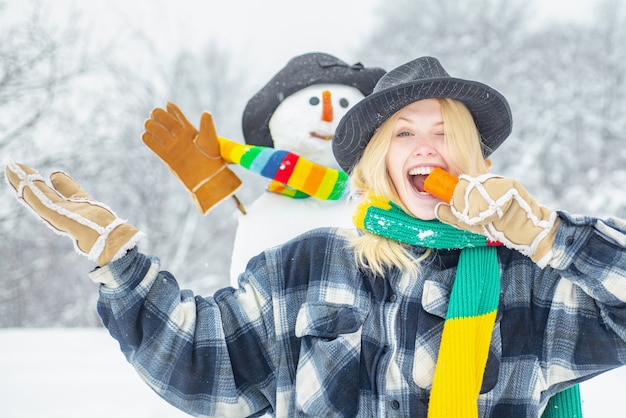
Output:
[354, 195, 582, 418]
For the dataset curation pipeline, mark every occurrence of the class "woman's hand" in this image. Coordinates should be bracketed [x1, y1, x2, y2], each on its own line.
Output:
[5, 162, 143, 266]
[435, 173, 559, 267]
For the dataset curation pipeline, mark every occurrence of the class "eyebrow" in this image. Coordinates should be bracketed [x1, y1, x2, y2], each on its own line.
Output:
[396, 117, 444, 127]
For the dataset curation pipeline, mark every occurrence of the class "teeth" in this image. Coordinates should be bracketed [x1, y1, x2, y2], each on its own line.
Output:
[408, 167, 435, 176]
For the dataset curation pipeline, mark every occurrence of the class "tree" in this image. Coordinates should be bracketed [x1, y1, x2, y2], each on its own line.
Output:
[0, 1, 250, 326]
[358, 0, 531, 81]
[501, 0, 626, 217]
[0, 0, 106, 326]
[357, 0, 626, 217]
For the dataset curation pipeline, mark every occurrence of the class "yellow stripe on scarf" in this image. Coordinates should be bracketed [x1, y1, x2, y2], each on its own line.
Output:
[428, 310, 498, 418]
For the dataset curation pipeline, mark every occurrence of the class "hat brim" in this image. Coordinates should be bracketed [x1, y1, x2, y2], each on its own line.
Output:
[332, 77, 512, 173]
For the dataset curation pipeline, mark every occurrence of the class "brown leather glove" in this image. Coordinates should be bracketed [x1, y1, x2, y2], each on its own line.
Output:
[142, 102, 242, 214]
[435, 173, 559, 267]
[5, 162, 143, 266]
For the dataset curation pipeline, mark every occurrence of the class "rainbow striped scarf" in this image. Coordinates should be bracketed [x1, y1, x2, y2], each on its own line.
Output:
[217, 136, 349, 200]
[354, 196, 582, 418]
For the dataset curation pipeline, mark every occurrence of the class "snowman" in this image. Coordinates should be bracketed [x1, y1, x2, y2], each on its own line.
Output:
[224, 53, 384, 284]
[144, 53, 384, 286]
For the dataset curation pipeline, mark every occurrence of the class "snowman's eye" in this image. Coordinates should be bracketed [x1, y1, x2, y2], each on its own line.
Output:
[309, 97, 320, 106]
[339, 98, 349, 108]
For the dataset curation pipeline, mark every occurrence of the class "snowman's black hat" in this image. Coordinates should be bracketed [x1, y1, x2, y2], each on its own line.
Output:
[242, 52, 386, 148]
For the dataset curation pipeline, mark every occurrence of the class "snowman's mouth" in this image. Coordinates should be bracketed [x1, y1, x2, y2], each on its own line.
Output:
[310, 131, 333, 141]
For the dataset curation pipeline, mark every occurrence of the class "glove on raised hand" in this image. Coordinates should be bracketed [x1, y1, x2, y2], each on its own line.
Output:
[435, 173, 559, 268]
[5, 162, 143, 267]
[143, 102, 242, 214]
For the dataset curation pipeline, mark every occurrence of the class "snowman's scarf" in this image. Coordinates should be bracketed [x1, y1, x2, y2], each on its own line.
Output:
[354, 195, 582, 418]
[217, 137, 349, 200]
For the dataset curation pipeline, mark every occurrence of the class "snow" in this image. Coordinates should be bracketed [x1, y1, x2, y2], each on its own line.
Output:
[1, 328, 624, 417]
[0, 328, 189, 418]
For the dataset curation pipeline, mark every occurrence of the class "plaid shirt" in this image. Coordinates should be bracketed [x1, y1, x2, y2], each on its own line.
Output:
[91, 211, 626, 417]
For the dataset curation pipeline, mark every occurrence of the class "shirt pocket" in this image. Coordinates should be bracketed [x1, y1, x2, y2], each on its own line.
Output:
[412, 280, 502, 394]
[294, 302, 365, 417]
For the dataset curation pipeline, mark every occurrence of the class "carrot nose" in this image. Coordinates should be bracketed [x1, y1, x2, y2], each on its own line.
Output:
[321, 90, 333, 122]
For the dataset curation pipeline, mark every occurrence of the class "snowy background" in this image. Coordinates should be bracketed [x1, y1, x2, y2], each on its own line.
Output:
[2, 0, 626, 416]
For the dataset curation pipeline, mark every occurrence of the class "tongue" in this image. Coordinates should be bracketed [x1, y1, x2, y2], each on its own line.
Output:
[411, 175, 427, 193]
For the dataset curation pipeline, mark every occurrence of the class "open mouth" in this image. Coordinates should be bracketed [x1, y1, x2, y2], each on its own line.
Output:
[408, 167, 435, 193]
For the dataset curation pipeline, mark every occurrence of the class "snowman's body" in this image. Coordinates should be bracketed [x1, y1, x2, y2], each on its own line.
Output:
[230, 193, 357, 282]
[229, 83, 366, 285]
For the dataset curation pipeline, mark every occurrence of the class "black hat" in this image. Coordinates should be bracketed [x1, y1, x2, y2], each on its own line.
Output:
[242, 52, 386, 148]
[332, 56, 512, 173]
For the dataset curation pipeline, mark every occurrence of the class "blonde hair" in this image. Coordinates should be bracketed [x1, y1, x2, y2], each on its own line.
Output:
[350, 98, 490, 277]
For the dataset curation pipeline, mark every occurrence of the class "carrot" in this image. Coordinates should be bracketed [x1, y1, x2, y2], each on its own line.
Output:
[423, 167, 459, 202]
[321, 90, 333, 122]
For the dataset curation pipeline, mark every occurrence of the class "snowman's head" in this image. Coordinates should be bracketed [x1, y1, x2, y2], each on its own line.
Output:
[242, 52, 385, 168]
[268, 83, 366, 170]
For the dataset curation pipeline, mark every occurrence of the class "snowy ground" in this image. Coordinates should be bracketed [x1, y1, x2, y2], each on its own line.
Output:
[1, 328, 624, 417]
[0, 328, 189, 418]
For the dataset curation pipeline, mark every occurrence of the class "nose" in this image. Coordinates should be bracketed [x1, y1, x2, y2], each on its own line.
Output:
[413, 137, 437, 156]
[321, 90, 333, 122]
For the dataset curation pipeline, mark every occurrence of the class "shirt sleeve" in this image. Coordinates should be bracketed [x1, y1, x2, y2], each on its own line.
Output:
[537, 212, 626, 393]
[551, 212, 626, 309]
[89, 247, 274, 417]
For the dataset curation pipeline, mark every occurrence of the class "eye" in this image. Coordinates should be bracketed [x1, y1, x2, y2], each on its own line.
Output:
[397, 131, 411, 137]
[309, 97, 320, 106]
[339, 98, 349, 108]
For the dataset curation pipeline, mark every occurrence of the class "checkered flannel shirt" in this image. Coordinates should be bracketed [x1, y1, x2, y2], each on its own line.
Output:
[91, 211, 626, 417]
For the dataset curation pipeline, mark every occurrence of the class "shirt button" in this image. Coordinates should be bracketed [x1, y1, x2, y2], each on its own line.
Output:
[390, 399, 400, 410]
[565, 236, 574, 245]
[388, 294, 397, 303]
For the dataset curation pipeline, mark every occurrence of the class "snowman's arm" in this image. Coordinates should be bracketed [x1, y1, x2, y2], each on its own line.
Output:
[218, 137, 349, 201]
[143, 102, 244, 215]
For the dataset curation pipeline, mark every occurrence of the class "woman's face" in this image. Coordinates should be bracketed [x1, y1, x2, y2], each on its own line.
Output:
[386, 99, 454, 220]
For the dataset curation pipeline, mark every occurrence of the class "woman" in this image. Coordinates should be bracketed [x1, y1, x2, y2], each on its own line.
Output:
[6, 56, 626, 417]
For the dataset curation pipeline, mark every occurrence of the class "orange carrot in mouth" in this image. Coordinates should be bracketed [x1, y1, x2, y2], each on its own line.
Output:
[321, 90, 333, 122]
[423, 167, 459, 202]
